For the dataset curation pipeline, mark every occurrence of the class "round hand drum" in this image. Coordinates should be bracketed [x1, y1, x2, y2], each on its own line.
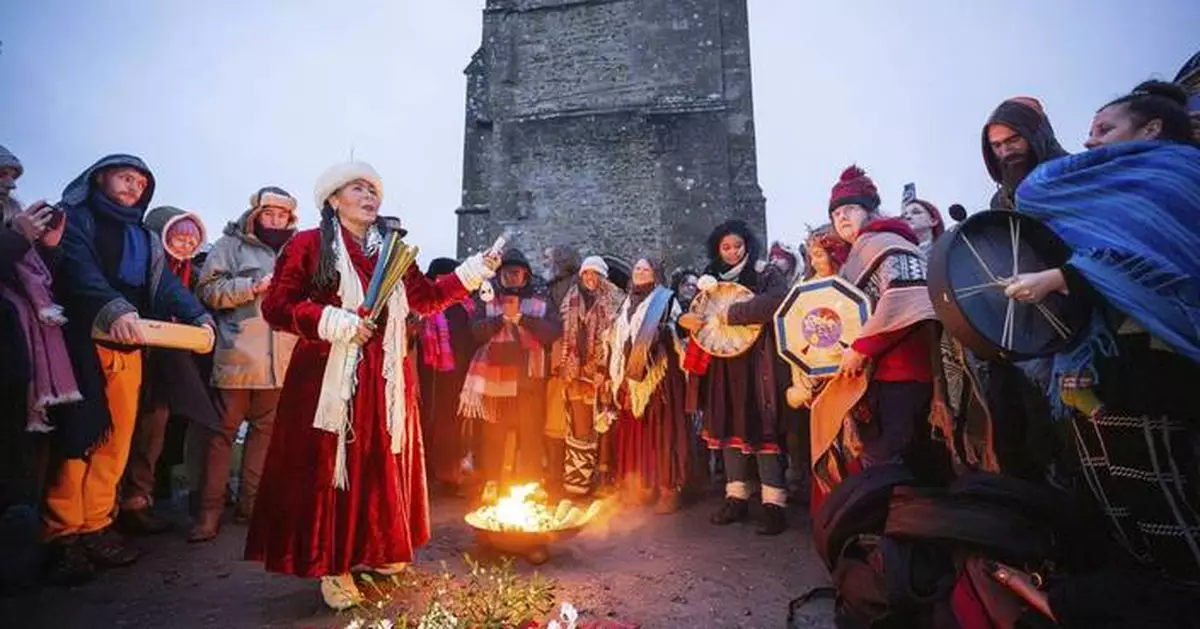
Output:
[690, 282, 763, 358]
[928, 210, 1090, 361]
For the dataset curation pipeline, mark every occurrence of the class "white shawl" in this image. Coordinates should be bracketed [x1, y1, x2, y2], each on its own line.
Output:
[313, 225, 410, 490]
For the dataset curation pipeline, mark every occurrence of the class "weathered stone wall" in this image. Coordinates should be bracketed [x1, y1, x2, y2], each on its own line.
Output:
[457, 0, 766, 276]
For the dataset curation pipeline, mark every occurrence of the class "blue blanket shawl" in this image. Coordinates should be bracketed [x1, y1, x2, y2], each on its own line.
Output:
[1016, 140, 1200, 413]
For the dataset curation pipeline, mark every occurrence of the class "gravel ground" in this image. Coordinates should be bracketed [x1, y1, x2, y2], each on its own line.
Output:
[6, 494, 835, 628]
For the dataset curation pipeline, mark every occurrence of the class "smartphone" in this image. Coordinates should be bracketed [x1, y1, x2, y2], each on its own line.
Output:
[46, 204, 65, 230]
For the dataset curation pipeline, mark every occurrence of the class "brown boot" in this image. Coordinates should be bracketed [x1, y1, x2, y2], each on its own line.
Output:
[188, 508, 222, 543]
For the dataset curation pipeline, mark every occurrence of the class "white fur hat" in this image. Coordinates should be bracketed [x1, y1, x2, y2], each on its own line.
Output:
[579, 255, 609, 277]
[313, 161, 384, 210]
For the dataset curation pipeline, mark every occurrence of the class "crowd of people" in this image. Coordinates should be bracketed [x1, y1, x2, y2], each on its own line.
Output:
[1, 69, 1198, 627]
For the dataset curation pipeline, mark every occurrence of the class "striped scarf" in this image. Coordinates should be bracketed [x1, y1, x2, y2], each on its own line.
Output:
[420, 299, 475, 373]
[558, 280, 620, 383]
[458, 298, 548, 423]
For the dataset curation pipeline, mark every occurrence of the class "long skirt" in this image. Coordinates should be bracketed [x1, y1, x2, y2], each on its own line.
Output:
[613, 373, 689, 492]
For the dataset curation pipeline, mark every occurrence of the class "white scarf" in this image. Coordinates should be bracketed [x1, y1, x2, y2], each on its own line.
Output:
[313, 225, 410, 490]
[718, 255, 750, 282]
[608, 293, 653, 392]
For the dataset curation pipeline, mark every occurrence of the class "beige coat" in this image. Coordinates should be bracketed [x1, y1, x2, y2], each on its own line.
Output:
[195, 207, 297, 389]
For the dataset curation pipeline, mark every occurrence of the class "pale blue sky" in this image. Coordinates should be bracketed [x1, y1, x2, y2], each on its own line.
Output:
[2, 1, 1196, 262]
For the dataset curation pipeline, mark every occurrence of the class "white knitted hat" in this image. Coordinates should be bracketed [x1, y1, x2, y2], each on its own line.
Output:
[313, 161, 383, 210]
[579, 255, 609, 277]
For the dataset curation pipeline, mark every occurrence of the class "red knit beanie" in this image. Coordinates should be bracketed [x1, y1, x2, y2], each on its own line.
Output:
[828, 165, 881, 215]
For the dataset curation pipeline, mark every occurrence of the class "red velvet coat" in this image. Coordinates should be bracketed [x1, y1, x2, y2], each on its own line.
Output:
[244, 227, 468, 577]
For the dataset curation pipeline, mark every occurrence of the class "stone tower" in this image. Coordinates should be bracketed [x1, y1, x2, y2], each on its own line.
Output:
[455, 0, 766, 278]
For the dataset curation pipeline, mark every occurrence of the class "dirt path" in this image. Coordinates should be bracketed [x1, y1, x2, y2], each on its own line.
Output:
[8, 495, 835, 628]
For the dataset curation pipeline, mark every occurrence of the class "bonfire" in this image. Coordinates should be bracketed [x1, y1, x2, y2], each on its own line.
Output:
[465, 483, 608, 565]
[466, 483, 603, 533]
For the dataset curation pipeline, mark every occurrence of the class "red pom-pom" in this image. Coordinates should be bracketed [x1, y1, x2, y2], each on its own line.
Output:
[838, 165, 867, 183]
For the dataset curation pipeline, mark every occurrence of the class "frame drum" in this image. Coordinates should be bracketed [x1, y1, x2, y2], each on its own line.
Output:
[927, 210, 1089, 361]
[689, 281, 763, 358]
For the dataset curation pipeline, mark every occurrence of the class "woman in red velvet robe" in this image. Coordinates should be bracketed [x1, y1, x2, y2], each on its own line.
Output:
[243, 162, 496, 610]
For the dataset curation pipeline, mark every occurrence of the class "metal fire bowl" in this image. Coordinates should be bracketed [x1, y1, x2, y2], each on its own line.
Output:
[464, 512, 587, 564]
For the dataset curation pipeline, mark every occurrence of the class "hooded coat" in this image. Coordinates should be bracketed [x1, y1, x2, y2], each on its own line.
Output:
[136, 207, 220, 430]
[51, 154, 211, 457]
[695, 220, 788, 453]
[195, 205, 299, 389]
[982, 99, 1069, 210]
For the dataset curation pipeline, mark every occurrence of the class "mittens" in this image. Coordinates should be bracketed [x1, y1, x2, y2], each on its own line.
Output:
[454, 252, 496, 292]
[318, 306, 361, 343]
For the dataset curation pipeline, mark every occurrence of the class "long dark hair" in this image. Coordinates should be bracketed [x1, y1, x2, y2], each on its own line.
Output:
[1102, 80, 1196, 146]
[313, 201, 410, 293]
[313, 203, 340, 292]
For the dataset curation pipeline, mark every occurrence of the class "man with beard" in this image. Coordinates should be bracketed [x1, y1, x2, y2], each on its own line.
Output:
[929, 100, 1068, 480]
[982, 96, 1069, 210]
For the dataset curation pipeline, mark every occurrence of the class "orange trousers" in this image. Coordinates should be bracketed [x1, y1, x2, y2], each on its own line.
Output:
[43, 345, 142, 540]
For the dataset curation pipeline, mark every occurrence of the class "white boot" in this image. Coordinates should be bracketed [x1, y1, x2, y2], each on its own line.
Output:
[320, 573, 364, 610]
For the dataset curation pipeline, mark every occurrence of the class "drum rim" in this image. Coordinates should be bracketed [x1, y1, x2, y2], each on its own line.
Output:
[927, 210, 1088, 361]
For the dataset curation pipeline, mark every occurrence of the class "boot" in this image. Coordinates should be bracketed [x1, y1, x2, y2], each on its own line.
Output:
[43, 535, 95, 586]
[79, 528, 139, 568]
[710, 497, 749, 525]
[320, 574, 364, 610]
[563, 435, 598, 496]
[117, 507, 173, 536]
[188, 507, 222, 543]
[757, 503, 788, 536]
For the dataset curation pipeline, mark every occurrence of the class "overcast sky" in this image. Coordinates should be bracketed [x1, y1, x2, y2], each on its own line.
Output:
[2, 0, 1196, 262]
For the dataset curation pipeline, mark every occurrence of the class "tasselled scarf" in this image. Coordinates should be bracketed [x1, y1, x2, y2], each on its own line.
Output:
[458, 297, 548, 422]
[608, 283, 679, 418]
[420, 298, 476, 373]
[313, 224, 410, 490]
[558, 280, 619, 383]
[839, 221, 937, 341]
[1016, 140, 1200, 418]
[0, 249, 81, 432]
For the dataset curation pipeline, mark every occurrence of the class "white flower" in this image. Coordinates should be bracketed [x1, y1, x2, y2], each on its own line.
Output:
[559, 602, 579, 629]
[696, 275, 718, 292]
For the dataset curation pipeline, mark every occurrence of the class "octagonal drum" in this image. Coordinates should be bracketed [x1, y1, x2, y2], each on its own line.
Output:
[774, 275, 872, 378]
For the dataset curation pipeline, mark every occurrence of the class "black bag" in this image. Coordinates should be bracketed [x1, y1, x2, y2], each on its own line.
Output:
[831, 533, 958, 628]
[813, 463, 917, 570]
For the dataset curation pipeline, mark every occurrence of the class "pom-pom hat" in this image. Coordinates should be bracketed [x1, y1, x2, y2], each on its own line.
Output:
[828, 165, 881, 215]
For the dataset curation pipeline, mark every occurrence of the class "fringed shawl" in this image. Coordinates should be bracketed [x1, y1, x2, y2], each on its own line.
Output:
[840, 222, 937, 340]
[1017, 140, 1200, 413]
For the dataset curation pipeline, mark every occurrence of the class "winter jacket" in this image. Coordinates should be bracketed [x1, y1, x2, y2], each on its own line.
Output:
[55, 155, 210, 334]
[195, 206, 297, 389]
[51, 154, 212, 457]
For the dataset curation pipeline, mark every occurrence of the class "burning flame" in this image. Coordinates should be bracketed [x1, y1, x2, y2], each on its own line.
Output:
[466, 483, 602, 533]
[492, 483, 545, 530]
